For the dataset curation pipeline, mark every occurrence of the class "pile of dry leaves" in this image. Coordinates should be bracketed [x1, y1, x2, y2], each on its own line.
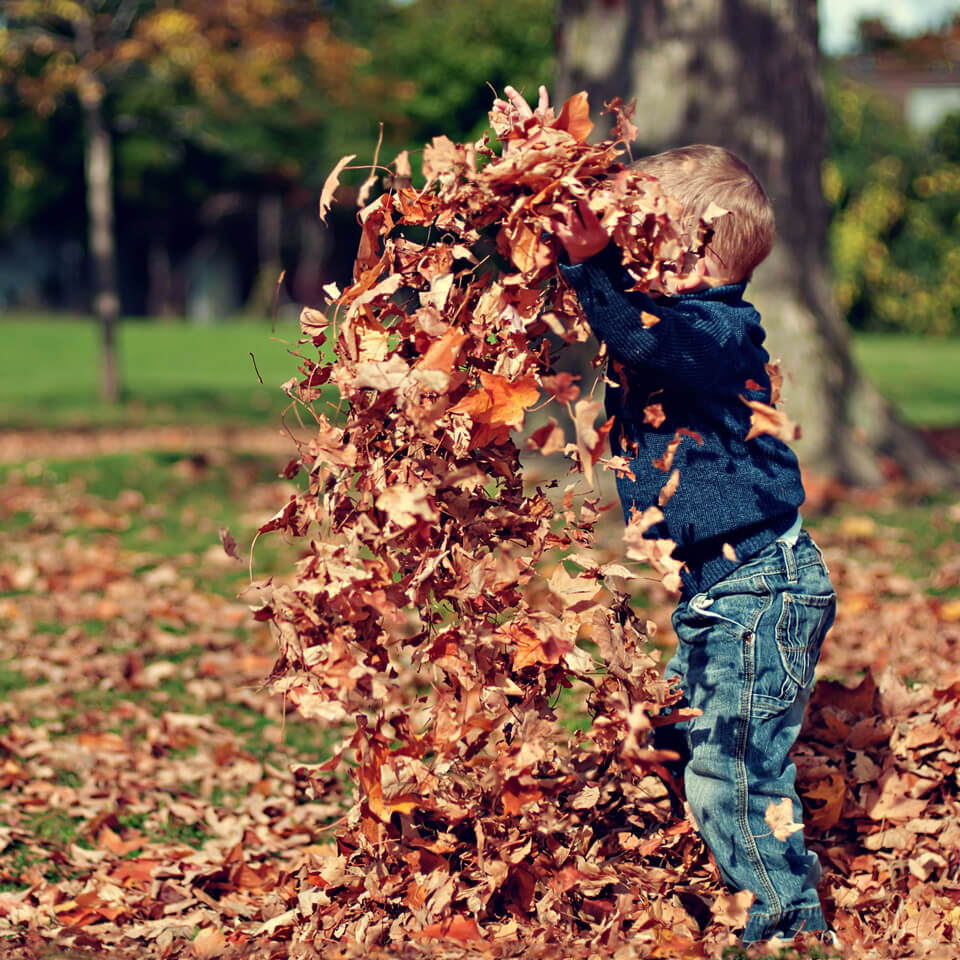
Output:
[0, 456, 959, 959]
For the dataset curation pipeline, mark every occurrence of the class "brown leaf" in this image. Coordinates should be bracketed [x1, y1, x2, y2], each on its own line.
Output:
[526, 419, 566, 456]
[712, 889, 754, 927]
[643, 402, 666, 427]
[741, 395, 800, 443]
[657, 468, 680, 506]
[541, 372, 581, 404]
[318, 154, 357, 222]
[572, 399, 614, 485]
[218, 527, 240, 561]
[552, 91, 594, 142]
[412, 915, 484, 943]
[802, 775, 846, 831]
[193, 928, 227, 959]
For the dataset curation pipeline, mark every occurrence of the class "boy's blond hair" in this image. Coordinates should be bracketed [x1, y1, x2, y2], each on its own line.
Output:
[633, 145, 775, 282]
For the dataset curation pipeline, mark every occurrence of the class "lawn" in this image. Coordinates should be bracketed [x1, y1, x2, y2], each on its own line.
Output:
[0, 316, 958, 430]
[852, 332, 960, 427]
[0, 314, 312, 428]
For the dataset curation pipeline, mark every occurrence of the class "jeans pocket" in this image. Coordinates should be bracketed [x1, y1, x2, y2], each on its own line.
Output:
[681, 581, 768, 642]
[774, 591, 836, 693]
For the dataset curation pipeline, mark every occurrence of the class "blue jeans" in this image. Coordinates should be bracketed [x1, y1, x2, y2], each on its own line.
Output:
[663, 529, 836, 942]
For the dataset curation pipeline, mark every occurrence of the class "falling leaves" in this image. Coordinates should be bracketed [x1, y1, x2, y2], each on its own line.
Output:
[244, 89, 737, 955]
[318, 153, 357, 222]
[741, 395, 801, 443]
[764, 797, 804, 841]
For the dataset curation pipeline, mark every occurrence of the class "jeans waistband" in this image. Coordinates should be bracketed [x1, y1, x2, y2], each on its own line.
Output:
[724, 530, 825, 584]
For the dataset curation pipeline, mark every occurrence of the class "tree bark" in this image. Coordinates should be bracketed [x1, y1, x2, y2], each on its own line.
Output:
[555, 0, 954, 485]
[81, 89, 121, 404]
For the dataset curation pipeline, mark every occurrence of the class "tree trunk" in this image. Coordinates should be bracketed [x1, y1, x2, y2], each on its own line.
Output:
[555, 0, 954, 485]
[147, 236, 175, 318]
[82, 90, 121, 403]
[249, 191, 285, 317]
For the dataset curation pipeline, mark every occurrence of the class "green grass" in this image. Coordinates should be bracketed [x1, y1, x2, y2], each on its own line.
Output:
[1, 450, 304, 594]
[852, 332, 960, 427]
[0, 314, 323, 428]
[0, 450, 337, 765]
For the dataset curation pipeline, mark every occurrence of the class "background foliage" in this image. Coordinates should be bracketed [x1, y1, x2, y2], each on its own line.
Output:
[825, 71, 960, 336]
[1, 1, 959, 335]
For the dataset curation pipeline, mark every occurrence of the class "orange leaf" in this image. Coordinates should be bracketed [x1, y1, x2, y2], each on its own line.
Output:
[77, 732, 126, 752]
[504, 619, 573, 671]
[502, 779, 544, 815]
[416, 328, 467, 373]
[741, 396, 800, 443]
[97, 826, 143, 856]
[107, 859, 162, 889]
[500, 217, 553, 273]
[553, 91, 594, 142]
[450, 372, 539, 444]
[412, 915, 484, 943]
[193, 928, 228, 959]
[803, 774, 846, 831]
[658, 468, 680, 506]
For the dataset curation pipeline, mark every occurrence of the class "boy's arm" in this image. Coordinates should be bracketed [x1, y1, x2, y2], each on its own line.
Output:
[562, 255, 752, 390]
[495, 85, 746, 388]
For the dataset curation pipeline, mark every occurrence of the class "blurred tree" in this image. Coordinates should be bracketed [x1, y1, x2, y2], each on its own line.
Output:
[359, 0, 555, 151]
[554, 0, 951, 484]
[825, 75, 960, 337]
[0, 0, 365, 401]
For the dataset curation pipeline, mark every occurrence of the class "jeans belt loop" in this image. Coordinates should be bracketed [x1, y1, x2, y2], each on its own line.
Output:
[778, 537, 798, 583]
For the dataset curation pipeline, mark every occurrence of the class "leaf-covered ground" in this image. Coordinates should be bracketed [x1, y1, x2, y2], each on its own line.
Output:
[0, 432, 959, 958]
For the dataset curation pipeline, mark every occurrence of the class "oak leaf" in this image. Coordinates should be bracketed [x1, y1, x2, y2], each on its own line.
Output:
[802, 774, 846, 831]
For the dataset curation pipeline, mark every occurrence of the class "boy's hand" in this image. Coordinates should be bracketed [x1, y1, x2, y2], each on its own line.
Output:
[491, 84, 555, 144]
[552, 197, 610, 264]
[658, 257, 715, 295]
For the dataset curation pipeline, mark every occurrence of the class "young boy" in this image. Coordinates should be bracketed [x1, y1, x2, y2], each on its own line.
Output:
[496, 87, 837, 944]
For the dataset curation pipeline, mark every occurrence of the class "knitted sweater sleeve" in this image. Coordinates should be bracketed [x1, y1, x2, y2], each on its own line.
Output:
[561, 255, 757, 392]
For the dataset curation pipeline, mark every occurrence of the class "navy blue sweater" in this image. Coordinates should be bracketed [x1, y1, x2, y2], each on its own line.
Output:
[561, 249, 805, 597]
